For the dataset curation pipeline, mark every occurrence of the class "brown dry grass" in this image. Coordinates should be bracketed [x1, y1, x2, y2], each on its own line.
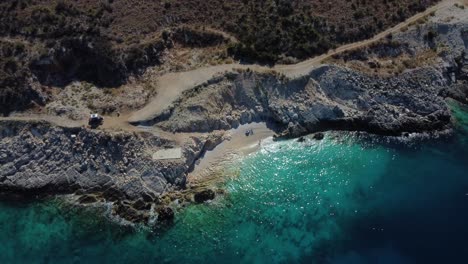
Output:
[1, 0, 441, 60]
[328, 42, 440, 76]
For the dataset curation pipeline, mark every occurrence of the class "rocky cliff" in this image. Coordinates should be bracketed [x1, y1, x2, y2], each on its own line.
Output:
[146, 65, 455, 138]
[1, 3, 468, 227]
[145, 5, 468, 138]
[0, 120, 224, 223]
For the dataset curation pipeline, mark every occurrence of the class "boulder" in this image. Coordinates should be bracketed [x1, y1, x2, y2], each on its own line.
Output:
[157, 206, 175, 222]
[194, 189, 215, 203]
[78, 194, 99, 204]
[133, 199, 152, 210]
[115, 202, 150, 223]
[297, 137, 306, 143]
[312, 133, 325, 140]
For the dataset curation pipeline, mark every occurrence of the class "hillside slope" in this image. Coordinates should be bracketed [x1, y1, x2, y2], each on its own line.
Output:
[0, 0, 441, 115]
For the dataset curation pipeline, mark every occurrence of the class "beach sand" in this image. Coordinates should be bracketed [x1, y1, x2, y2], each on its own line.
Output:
[187, 122, 275, 185]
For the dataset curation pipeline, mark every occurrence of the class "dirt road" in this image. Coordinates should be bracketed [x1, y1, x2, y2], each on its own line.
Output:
[129, 0, 456, 124]
[1, 0, 458, 130]
[128, 64, 243, 124]
[274, 0, 457, 77]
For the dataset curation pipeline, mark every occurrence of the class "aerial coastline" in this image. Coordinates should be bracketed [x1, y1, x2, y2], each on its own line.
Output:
[0, 0, 468, 227]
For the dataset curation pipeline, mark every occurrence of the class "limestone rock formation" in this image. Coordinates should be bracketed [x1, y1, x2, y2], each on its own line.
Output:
[148, 64, 454, 138]
[0, 120, 224, 224]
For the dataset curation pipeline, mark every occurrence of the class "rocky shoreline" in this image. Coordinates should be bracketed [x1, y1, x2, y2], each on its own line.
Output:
[0, 76, 463, 226]
[1, 4, 468, 227]
[143, 64, 455, 139]
[136, 4, 468, 140]
[0, 118, 458, 226]
[0, 120, 225, 223]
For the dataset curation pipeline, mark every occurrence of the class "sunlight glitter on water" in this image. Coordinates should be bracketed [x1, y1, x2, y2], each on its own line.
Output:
[1, 104, 468, 263]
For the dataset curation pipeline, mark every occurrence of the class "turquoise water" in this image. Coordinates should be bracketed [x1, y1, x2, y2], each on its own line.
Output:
[1, 102, 468, 263]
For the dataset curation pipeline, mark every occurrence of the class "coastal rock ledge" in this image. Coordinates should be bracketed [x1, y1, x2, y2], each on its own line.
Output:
[145, 64, 457, 138]
[1, 4, 468, 226]
[0, 120, 224, 224]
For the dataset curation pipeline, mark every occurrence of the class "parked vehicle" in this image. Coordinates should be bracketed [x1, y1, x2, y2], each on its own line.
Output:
[88, 114, 104, 128]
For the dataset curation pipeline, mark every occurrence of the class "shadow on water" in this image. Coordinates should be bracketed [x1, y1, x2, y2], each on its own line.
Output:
[303, 101, 468, 264]
[321, 144, 468, 264]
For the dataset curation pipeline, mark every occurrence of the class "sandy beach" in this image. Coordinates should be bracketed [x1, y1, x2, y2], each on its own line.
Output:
[187, 122, 275, 185]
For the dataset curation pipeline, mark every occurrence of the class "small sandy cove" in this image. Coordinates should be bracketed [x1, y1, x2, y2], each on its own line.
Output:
[187, 122, 275, 184]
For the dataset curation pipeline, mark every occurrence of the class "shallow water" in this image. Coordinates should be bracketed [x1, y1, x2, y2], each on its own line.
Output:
[1, 102, 468, 264]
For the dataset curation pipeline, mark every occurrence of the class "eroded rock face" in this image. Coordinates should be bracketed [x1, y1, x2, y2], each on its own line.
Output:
[140, 5, 468, 138]
[0, 120, 223, 224]
[149, 65, 453, 137]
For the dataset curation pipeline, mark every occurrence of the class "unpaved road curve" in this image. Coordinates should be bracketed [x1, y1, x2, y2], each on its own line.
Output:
[274, 0, 457, 77]
[129, 0, 456, 124]
[128, 64, 245, 123]
[0, 0, 458, 129]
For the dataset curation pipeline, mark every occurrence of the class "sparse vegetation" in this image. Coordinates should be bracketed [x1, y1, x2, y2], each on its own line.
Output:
[0, 0, 441, 114]
[0, 0, 440, 63]
[328, 37, 440, 76]
[0, 39, 40, 115]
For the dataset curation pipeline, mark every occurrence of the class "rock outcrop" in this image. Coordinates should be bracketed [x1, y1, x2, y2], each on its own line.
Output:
[0, 120, 224, 224]
[147, 65, 453, 138]
[142, 6, 468, 138]
[194, 189, 216, 203]
[1, 4, 468, 227]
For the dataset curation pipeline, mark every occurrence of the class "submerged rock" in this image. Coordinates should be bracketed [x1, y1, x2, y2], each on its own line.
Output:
[297, 137, 306, 143]
[194, 189, 216, 203]
[313, 133, 325, 140]
[114, 202, 149, 223]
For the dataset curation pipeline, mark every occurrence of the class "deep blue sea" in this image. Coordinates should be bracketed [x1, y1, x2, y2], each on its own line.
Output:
[1, 101, 467, 264]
